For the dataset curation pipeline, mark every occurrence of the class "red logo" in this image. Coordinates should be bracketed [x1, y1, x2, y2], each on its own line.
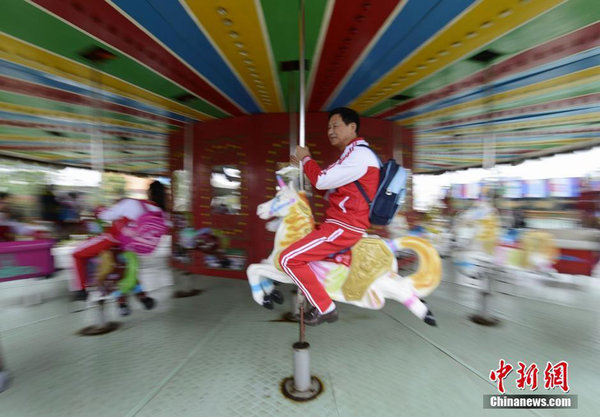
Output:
[489, 359, 513, 394]
[490, 360, 570, 393]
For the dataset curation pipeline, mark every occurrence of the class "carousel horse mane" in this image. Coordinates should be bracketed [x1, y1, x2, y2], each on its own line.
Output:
[279, 191, 314, 248]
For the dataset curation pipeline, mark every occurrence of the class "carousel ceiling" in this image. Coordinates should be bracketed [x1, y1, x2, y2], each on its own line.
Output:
[0, 0, 598, 174]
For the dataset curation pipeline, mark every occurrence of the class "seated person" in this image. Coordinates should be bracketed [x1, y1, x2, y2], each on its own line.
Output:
[71, 181, 166, 308]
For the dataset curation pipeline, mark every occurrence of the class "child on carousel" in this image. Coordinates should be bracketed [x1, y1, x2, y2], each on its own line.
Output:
[71, 181, 167, 315]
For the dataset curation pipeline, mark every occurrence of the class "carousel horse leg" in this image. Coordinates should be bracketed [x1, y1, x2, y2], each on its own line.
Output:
[78, 298, 120, 336]
[379, 276, 437, 326]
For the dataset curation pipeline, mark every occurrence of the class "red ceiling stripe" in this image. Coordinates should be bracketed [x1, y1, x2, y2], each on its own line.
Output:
[378, 22, 600, 119]
[32, 0, 243, 116]
[308, 0, 399, 111]
[0, 75, 183, 127]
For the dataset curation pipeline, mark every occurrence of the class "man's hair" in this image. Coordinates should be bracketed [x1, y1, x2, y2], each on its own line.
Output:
[328, 107, 360, 134]
[149, 180, 166, 211]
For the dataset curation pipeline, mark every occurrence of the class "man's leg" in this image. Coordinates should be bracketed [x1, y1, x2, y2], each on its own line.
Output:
[279, 222, 362, 314]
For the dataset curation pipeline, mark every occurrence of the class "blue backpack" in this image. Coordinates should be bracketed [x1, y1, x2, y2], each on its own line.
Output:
[354, 145, 407, 226]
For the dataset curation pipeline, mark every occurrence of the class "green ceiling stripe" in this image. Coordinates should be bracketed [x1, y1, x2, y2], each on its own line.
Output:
[1, 0, 227, 118]
[260, 0, 328, 111]
[365, 0, 600, 117]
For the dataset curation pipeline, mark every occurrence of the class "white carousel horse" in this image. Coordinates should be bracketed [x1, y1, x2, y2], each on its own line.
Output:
[246, 176, 442, 326]
[452, 200, 559, 280]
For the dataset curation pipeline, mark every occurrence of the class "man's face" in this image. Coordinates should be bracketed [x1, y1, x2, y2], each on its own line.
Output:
[327, 114, 356, 150]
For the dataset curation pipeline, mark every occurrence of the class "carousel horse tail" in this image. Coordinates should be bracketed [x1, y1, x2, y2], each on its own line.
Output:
[393, 236, 442, 298]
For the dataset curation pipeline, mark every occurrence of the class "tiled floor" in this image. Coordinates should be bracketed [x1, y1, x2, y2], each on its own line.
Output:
[1, 256, 599, 416]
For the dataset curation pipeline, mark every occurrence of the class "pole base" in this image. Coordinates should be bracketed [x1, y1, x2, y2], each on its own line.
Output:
[469, 314, 500, 326]
[173, 289, 203, 298]
[280, 376, 323, 402]
[77, 321, 120, 336]
[0, 370, 10, 393]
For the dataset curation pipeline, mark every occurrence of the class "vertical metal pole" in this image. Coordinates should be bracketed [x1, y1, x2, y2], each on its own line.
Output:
[298, 0, 306, 191]
[90, 69, 104, 173]
[482, 66, 495, 171]
[297, 0, 307, 337]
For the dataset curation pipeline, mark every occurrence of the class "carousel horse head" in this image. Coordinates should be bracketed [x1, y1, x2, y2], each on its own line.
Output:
[257, 176, 301, 220]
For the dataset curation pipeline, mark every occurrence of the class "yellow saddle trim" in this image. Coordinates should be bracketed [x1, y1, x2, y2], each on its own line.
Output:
[342, 237, 394, 301]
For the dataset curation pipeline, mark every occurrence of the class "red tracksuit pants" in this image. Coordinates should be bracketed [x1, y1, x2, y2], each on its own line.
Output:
[279, 221, 363, 313]
[72, 233, 118, 291]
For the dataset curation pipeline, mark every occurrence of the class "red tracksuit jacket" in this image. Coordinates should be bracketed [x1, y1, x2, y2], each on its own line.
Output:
[302, 137, 380, 231]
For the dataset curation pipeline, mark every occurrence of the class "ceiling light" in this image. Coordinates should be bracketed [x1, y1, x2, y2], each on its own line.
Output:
[217, 7, 227, 16]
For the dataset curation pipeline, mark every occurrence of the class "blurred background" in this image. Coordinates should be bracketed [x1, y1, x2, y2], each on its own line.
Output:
[0, 0, 598, 416]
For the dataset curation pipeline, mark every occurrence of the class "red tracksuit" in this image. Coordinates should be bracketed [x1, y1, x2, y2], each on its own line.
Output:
[72, 199, 161, 291]
[279, 138, 380, 313]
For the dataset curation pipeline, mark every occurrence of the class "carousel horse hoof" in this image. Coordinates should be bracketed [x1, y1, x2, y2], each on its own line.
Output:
[424, 309, 437, 327]
[140, 296, 156, 310]
[118, 303, 131, 316]
[270, 289, 284, 304]
[262, 296, 274, 310]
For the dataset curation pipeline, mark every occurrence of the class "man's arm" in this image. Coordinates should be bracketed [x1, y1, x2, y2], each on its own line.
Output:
[305, 149, 372, 190]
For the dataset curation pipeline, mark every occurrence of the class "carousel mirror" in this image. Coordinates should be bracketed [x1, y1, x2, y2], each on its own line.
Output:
[210, 165, 241, 215]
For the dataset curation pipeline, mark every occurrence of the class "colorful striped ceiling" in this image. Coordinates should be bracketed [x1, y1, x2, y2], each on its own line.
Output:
[0, 0, 598, 174]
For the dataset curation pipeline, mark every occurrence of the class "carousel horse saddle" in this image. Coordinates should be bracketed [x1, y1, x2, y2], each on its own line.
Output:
[342, 236, 395, 301]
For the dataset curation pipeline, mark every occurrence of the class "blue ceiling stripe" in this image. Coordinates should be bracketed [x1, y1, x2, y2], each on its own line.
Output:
[420, 105, 600, 133]
[328, 0, 475, 109]
[0, 110, 168, 136]
[111, 0, 261, 114]
[0, 59, 192, 123]
[392, 49, 600, 121]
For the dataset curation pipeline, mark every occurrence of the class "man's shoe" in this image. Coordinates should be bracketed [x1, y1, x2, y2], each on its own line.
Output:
[140, 296, 155, 310]
[118, 302, 131, 316]
[71, 289, 88, 302]
[303, 307, 338, 326]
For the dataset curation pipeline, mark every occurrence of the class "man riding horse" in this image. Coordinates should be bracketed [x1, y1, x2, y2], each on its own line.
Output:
[282, 107, 380, 326]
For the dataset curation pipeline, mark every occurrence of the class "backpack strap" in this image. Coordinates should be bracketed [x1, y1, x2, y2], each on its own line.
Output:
[353, 144, 380, 205]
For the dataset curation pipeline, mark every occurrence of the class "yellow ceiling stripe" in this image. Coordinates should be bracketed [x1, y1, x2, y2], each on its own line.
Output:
[0, 102, 167, 133]
[0, 32, 210, 121]
[183, 0, 283, 112]
[352, 0, 565, 112]
[400, 68, 600, 125]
